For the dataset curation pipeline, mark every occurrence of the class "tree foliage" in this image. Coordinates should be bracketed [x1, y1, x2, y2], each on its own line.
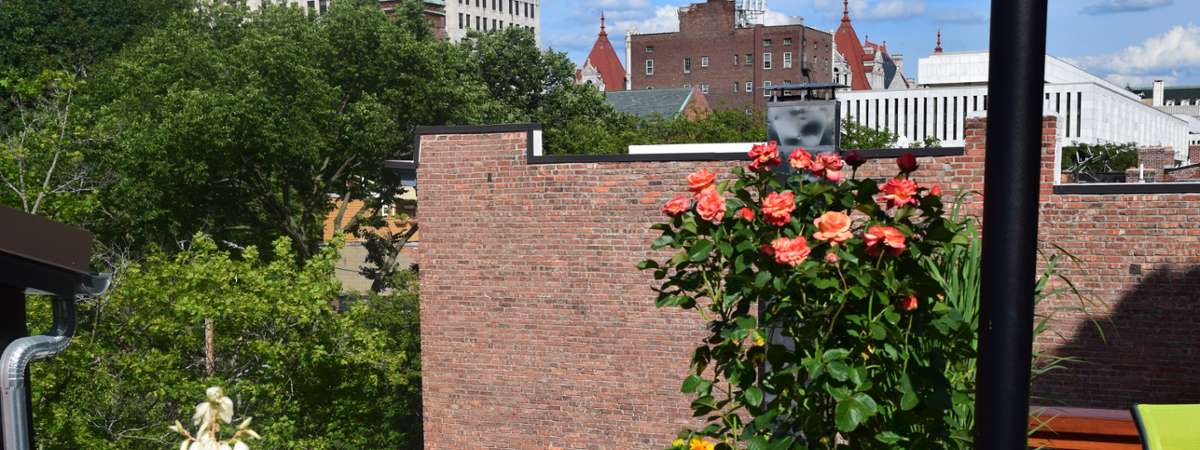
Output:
[84, 2, 491, 259]
[29, 234, 422, 449]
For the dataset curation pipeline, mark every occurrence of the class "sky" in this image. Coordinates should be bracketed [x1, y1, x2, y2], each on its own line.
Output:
[540, 0, 1200, 88]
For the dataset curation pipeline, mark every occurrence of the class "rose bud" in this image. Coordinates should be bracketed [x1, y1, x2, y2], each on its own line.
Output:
[843, 150, 866, 168]
[897, 152, 919, 173]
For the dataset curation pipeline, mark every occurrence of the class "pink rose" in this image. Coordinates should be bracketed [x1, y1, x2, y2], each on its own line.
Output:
[748, 141, 781, 172]
[737, 207, 755, 221]
[662, 195, 690, 217]
[687, 168, 717, 194]
[879, 178, 919, 209]
[812, 152, 845, 182]
[864, 225, 907, 257]
[789, 148, 813, 171]
[695, 187, 726, 223]
[760, 191, 795, 227]
[770, 236, 811, 267]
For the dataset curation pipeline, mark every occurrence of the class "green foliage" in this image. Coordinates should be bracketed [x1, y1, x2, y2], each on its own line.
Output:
[0, 0, 190, 77]
[841, 118, 940, 151]
[84, 2, 489, 259]
[643, 151, 971, 448]
[1062, 142, 1137, 175]
[28, 234, 422, 449]
[546, 110, 771, 156]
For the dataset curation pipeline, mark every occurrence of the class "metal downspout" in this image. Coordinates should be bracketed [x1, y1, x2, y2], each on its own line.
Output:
[1, 274, 109, 450]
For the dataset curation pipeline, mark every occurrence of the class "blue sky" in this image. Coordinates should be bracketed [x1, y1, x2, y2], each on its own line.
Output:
[541, 0, 1200, 88]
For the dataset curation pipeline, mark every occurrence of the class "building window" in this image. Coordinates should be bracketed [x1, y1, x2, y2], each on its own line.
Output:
[700, 56, 709, 68]
[645, 46, 654, 53]
[784, 38, 793, 46]
[763, 39, 772, 48]
[745, 81, 753, 93]
[307, 0, 315, 11]
[763, 53, 773, 70]
[319, 0, 328, 13]
[734, 82, 740, 93]
[458, 13, 463, 29]
[492, 19, 497, 30]
[645, 59, 654, 76]
[783, 52, 792, 69]
[476, 16, 481, 30]
[683, 57, 692, 73]
[763, 81, 772, 97]
[499, 20, 504, 28]
[745, 54, 753, 65]
[733, 55, 739, 66]
[701, 84, 710, 94]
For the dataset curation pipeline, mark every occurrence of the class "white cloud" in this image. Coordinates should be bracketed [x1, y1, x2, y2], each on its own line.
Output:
[612, 5, 680, 34]
[764, 10, 804, 26]
[1082, 0, 1172, 15]
[1078, 25, 1200, 75]
[1103, 72, 1178, 88]
[933, 8, 987, 24]
[814, 0, 926, 21]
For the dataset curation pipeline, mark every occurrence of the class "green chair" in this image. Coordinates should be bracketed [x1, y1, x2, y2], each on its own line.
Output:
[1131, 403, 1200, 450]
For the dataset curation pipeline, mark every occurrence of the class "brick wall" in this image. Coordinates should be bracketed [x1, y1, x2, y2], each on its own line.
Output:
[1189, 145, 1199, 164]
[417, 118, 1200, 448]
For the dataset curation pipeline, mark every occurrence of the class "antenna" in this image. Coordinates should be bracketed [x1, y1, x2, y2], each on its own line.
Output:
[736, 0, 767, 27]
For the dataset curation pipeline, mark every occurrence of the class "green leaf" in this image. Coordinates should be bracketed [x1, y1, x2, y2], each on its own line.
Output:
[652, 234, 675, 250]
[688, 240, 714, 262]
[681, 375, 703, 393]
[869, 323, 887, 340]
[822, 348, 850, 362]
[637, 259, 659, 270]
[753, 271, 772, 288]
[826, 361, 849, 381]
[743, 387, 764, 407]
[874, 431, 902, 444]
[835, 393, 878, 432]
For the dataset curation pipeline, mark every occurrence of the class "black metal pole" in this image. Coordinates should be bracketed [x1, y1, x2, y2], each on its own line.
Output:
[975, 0, 1049, 448]
[0, 284, 33, 450]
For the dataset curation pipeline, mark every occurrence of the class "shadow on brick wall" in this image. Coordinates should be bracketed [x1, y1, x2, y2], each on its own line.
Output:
[1034, 264, 1200, 409]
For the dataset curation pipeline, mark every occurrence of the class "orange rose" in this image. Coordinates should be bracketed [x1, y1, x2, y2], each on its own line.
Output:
[662, 195, 690, 217]
[898, 294, 919, 312]
[737, 207, 755, 221]
[760, 191, 795, 227]
[879, 178, 919, 209]
[789, 148, 813, 171]
[687, 168, 717, 194]
[695, 187, 726, 223]
[770, 236, 810, 267]
[864, 225, 906, 257]
[748, 141, 781, 171]
[813, 211, 853, 246]
[930, 184, 943, 197]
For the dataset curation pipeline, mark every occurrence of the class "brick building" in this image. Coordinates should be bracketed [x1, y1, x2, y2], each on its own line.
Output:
[629, 0, 833, 112]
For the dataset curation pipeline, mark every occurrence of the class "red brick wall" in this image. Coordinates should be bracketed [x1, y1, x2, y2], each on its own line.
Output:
[1189, 145, 1199, 164]
[630, 0, 833, 112]
[417, 118, 1200, 448]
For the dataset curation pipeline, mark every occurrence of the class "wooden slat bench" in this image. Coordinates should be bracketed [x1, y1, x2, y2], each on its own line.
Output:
[1028, 406, 1143, 449]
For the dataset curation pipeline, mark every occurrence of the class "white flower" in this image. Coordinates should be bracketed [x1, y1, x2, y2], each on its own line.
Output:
[193, 402, 211, 426]
[180, 441, 191, 450]
[233, 440, 250, 450]
[217, 396, 234, 424]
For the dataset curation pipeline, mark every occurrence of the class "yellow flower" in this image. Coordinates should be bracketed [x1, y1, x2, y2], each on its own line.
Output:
[672, 438, 685, 449]
[689, 437, 715, 450]
[753, 335, 766, 347]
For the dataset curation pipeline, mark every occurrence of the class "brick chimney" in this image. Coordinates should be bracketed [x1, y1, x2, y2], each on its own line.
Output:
[1190, 144, 1200, 164]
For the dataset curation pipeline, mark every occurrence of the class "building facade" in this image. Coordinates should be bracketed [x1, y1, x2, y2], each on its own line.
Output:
[244, 0, 448, 39]
[832, 0, 909, 91]
[444, 0, 540, 44]
[628, 0, 833, 112]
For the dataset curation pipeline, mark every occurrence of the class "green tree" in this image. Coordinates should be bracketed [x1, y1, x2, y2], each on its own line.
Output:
[29, 234, 422, 449]
[1062, 142, 1137, 176]
[0, 0, 191, 77]
[85, 2, 490, 258]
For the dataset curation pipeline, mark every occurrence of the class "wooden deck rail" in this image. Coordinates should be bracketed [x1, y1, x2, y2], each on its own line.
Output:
[1028, 407, 1143, 449]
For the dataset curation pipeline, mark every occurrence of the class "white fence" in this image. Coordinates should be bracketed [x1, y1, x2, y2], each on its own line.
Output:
[839, 83, 1189, 159]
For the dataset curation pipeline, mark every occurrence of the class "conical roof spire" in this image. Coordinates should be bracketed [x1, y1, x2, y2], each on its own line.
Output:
[934, 28, 943, 54]
[842, 0, 851, 23]
[600, 12, 607, 36]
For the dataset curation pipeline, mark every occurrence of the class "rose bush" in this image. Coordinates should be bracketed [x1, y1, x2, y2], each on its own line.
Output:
[644, 144, 974, 449]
